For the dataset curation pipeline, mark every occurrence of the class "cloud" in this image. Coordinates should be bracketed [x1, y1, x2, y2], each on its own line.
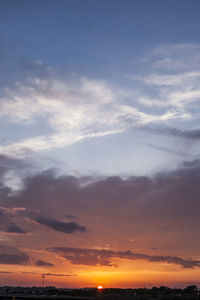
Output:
[183, 159, 200, 169]
[135, 44, 200, 116]
[5, 222, 28, 234]
[19, 59, 52, 78]
[49, 247, 115, 267]
[0, 271, 14, 273]
[152, 44, 200, 71]
[35, 260, 54, 267]
[0, 154, 25, 178]
[3, 158, 200, 232]
[42, 273, 76, 277]
[143, 126, 200, 141]
[142, 142, 188, 157]
[33, 216, 86, 234]
[0, 253, 29, 264]
[0, 154, 31, 193]
[0, 72, 184, 158]
[140, 126, 200, 157]
[131, 126, 200, 167]
[2, 155, 200, 263]
[0, 43, 200, 160]
[0, 244, 29, 265]
[49, 247, 200, 269]
[20, 271, 75, 277]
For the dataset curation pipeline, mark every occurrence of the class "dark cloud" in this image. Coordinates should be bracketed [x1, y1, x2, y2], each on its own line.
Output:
[0, 271, 14, 273]
[0, 252, 29, 265]
[21, 272, 75, 277]
[2, 155, 200, 258]
[21, 272, 40, 275]
[166, 128, 200, 140]
[6, 222, 28, 234]
[35, 260, 54, 267]
[0, 207, 29, 234]
[42, 273, 76, 277]
[50, 247, 114, 267]
[143, 126, 200, 141]
[33, 216, 86, 234]
[183, 159, 200, 168]
[4, 160, 200, 231]
[2, 163, 200, 227]
[0, 244, 29, 265]
[49, 247, 200, 269]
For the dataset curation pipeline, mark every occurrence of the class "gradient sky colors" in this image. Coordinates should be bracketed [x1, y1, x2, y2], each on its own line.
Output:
[1, 0, 200, 288]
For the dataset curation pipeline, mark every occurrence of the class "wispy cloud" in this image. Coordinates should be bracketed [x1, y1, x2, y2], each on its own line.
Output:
[136, 44, 200, 114]
[142, 142, 189, 157]
[0, 72, 184, 158]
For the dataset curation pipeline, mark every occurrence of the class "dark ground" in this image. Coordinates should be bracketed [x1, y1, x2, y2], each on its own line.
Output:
[1, 286, 200, 300]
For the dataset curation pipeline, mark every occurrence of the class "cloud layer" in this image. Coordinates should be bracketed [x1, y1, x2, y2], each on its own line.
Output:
[49, 247, 200, 269]
[1, 154, 200, 271]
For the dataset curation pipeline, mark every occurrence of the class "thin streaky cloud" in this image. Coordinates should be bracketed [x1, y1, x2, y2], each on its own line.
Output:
[142, 143, 189, 158]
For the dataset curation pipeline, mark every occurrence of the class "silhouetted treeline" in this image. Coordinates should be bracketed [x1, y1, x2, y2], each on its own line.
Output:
[0, 285, 200, 300]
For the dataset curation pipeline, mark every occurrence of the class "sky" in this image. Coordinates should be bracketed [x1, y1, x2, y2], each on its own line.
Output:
[1, 0, 200, 288]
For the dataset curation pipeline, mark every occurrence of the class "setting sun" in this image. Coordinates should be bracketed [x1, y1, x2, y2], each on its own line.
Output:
[97, 286, 103, 290]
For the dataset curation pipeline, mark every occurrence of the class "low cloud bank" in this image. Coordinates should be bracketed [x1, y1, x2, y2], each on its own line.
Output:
[49, 247, 200, 269]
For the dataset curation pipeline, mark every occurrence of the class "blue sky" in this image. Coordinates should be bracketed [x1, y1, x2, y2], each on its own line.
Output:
[1, 0, 200, 179]
[1, 0, 200, 77]
[1, 0, 200, 287]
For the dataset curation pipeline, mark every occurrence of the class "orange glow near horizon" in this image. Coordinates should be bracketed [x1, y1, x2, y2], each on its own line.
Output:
[2, 259, 200, 288]
[1, 268, 200, 289]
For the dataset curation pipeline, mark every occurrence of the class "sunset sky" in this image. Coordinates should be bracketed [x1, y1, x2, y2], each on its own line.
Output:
[1, 0, 200, 288]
